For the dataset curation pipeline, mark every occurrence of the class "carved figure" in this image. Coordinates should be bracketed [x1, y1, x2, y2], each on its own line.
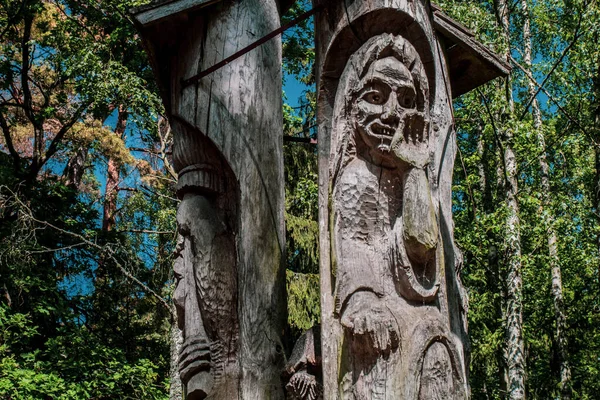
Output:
[283, 327, 323, 400]
[328, 31, 459, 399]
[170, 118, 241, 399]
[173, 194, 238, 398]
[313, 0, 498, 395]
[132, 0, 509, 397]
[332, 35, 439, 343]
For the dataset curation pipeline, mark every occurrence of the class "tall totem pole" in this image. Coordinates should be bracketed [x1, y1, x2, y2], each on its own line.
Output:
[315, 1, 508, 399]
[133, 1, 295, 399]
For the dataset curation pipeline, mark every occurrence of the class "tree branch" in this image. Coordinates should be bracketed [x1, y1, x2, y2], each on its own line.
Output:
[52, 0, 96, 38]
[510, 56, 590, 139]
[120, 229, 176, 235]
[4, 185, 174, 317]
[477, 88, 510, 185]
[518, 16, 583, 121]
[141, 185, 179, 202]
[0, 111, 21, 172]
[20, 13, 37, 136]
[158, 117, 178, 181]
[43, 103, 89, 164]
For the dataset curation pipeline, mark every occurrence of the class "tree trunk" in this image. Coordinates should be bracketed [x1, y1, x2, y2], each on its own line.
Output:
[496, 0, 526, 398]
[521, 1, 571, 397]
[169, 311, 184, 400]
[102, 106, 128, 232]
[64, 146, 89, 190]
[503, 119, 526, 400]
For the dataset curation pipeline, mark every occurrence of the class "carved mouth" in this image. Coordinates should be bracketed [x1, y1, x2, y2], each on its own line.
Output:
[369, 123, 397, 138]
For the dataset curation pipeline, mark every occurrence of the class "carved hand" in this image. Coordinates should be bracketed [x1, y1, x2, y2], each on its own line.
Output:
[390, 110, 430, 168]
[340, 291, 400, 353]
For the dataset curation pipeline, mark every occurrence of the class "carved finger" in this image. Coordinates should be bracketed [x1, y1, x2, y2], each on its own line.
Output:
[390, 120, 406, 149]
[340, 313, 354, 330]
[355, 315, 367, 335]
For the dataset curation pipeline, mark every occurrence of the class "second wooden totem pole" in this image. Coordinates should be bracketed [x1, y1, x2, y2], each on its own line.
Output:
[315, 1, 507, 399]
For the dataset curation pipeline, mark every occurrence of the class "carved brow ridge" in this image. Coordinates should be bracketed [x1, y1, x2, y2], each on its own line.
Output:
[362, 73, 414, 89]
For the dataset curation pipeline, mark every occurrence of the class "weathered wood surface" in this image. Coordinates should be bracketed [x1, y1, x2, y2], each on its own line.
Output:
[315, 1, 470, 398]
[134, 1, 286, 399]
[431, 4, 511, 97]
[132, 0, 222, 26]
[284, 326, 323, 400]
[132, 0, 295, 26]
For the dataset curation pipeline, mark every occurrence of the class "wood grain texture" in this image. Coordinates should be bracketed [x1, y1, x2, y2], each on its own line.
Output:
[132, 0, 222, 26]
[315, 1, 470, 398]
[133, 1, 286, 398]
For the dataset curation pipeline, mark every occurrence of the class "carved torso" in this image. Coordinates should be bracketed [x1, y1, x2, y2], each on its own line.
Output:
[333, 158, 403, 313]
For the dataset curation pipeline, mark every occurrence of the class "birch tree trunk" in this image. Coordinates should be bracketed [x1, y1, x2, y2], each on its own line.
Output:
[170, 310, 184, 400]
[495, 0, 526, 398]
[520, 1, 571, 397]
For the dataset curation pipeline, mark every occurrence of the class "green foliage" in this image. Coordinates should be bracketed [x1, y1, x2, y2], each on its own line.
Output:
[0, 303, 167, 400]
[439, 0, 600, 398]
[286, 270, 320, 334]
[0, 174, 173, 398]
[281, 2, 320, 340]
[0, 0, 174, 397]
[282, 0, 315, 85]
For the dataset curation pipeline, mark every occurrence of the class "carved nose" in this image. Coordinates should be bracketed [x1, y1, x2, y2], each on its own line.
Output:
[381, 96, 400, 124]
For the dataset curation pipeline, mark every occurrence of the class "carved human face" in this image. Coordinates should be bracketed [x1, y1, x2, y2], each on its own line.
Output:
[173, 233, 186, 331]
[354, 57, 417, 153]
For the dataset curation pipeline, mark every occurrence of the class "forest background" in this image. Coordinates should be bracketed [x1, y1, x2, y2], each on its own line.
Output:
[0, 0, 598, 399]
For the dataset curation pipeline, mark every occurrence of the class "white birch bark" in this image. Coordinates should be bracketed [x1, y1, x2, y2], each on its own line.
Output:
[496, 0, 526, 398]
[170, 314, 184, 400]
[520, 1, 571, 397]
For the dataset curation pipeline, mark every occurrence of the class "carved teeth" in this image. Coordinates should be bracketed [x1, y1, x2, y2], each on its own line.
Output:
[371, 125, 396, 137]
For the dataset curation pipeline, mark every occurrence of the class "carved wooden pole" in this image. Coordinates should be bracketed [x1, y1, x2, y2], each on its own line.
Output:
[133, 1, 290, 399]
[314, 1, 508, 398]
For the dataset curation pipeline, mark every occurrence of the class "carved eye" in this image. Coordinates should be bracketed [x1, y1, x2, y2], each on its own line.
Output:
[362, 90, 386, 105]
[400, 94, 415, 108]
[173, 269, 183, 281]
[397, 86, 416, 109]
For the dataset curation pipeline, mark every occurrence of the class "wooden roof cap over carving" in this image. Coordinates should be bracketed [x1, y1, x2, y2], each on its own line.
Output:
[131, 1, 509, 100]
[131, 0, 295, 26]
[431, 4, 511, 97]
